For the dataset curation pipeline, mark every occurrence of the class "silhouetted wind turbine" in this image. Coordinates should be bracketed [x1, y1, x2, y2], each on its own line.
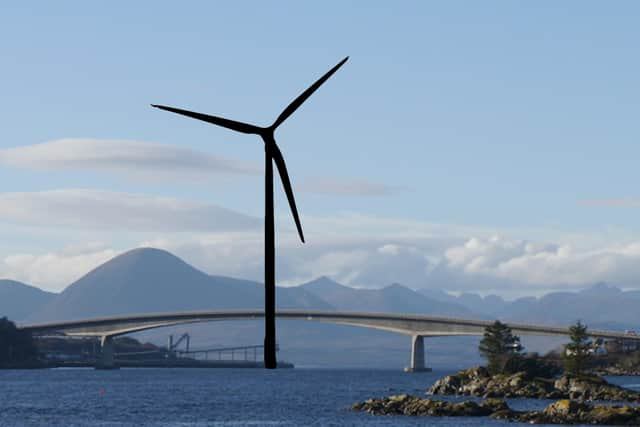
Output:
[152, 57, 348, 369]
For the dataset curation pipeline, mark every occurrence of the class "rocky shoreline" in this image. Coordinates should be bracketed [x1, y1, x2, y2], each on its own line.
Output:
[428, 366, 640, 402]
[592, 366, 640, 376]
[352, 395, 640, 425]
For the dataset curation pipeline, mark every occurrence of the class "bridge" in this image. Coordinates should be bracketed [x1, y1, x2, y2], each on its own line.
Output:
[20, 310, 640, 371]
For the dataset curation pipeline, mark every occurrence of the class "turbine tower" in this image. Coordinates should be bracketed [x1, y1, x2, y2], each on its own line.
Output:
[152, 57, 348, 369]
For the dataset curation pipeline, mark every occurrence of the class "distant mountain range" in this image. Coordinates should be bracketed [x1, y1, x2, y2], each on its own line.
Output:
[420, 282, 640, 330]
[1, 247, 638, 332]
[299, 276, 473, 317]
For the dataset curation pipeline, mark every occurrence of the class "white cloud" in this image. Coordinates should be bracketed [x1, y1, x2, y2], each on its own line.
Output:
[139, 231, 439, 290]
[0, 189, 260, 232]
[1, 244, 120, 291]
[139, 230, 640, 295]
[0, 139, 260, 180]
[5, 211, 640, 296]
[437, 236, 640, 292]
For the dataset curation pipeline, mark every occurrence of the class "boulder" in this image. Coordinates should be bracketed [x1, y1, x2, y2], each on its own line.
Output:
[554, 375, 640, 402]
[524, 399, 640, 425]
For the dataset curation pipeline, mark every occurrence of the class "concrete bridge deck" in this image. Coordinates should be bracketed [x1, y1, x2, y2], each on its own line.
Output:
[21, 310, 640, 371]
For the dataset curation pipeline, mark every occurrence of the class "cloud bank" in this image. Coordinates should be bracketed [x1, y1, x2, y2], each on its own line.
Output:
[0, 139, 260, 180]
[0, 189, 260, 232]
[7, 231, 640, 294]
[2, 199, 640, 295]
[1, 244, 120, 291]
[140, 232, 640, 297]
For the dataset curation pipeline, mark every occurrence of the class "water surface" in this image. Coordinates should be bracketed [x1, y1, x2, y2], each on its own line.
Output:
[0, 368, 638, 426]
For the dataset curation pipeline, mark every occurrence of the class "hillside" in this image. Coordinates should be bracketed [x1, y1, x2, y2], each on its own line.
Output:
[420, 282, 640, 330]
[32, 248, 331, 321]
[300, 276, 475, 317]
[0, 280, 56, 321]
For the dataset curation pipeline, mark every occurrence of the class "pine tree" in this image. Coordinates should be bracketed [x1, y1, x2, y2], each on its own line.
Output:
[479, 320, 522, 374]
[563, 320, 592, 376]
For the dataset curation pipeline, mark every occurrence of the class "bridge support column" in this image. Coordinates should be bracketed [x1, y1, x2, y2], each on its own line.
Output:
[96, 336, 118, 370]
[404, 335, 431, 373]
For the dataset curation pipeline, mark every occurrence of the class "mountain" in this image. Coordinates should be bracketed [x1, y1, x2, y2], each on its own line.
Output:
[12, 250, 640, 368]
[33, 248, 331, 322]
[419, 288, 508, 316]
[498, 284, 640, 329]
[0, 280, 56, 321]
[420, 283, 640, 330]
[300, 276, 475, 317]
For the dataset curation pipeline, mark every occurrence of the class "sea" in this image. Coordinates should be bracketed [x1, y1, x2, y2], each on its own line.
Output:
[0, 368, 638, 427]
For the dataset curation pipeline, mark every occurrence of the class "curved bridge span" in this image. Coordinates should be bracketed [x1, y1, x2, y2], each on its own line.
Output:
[21, 310, 640, 371]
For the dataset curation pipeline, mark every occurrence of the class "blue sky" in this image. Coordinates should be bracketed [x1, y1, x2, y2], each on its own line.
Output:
[1, 2, 640, 295]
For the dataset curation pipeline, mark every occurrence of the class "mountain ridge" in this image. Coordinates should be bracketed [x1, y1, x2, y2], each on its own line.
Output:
[30, 247, 332, 322]
[0, 247, 638, 331]
[0, 279, 56, 321]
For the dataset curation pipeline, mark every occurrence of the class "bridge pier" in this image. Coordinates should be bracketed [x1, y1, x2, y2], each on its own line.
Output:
[404, 335, 431, 373]
[95, 336, 118, 370]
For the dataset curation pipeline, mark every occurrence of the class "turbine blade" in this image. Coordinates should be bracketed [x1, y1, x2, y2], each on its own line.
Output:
[271, 143, 305, 243]
[271, 57, 348, 129]
[151, 104, 262, 135]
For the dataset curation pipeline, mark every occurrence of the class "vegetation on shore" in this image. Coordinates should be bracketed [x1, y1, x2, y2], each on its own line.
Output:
[0, 317, 41, 368]
[563, 320, 592, 376]
[592, 350, 640, 376]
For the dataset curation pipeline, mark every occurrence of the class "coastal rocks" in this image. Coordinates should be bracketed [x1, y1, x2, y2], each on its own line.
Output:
[593, 366, 640, 376]
[352, 396, 640, 425]
[514, 399, 640, 425]
[350, 394, 508, 417]
[428, 366, 640, 402]
[551, 375, 640, 402]
[428, 366, 556, 399]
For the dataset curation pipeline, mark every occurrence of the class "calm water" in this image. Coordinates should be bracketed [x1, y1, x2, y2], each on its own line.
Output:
[0, 368, 638, 427]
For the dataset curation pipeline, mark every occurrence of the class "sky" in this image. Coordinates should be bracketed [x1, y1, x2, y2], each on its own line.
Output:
[1, 1, 640, 297]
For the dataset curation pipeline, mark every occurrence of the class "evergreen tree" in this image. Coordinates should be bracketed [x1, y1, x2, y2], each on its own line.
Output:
[479, 320, 522, 374]
[0, 317, 39, 368]
[563, 320, 592, 376]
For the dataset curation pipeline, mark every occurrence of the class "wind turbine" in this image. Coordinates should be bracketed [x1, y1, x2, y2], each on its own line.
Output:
[152, 57, 348, 369]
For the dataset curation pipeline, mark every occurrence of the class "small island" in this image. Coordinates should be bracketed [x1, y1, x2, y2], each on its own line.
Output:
[429, 366, 640, 402]
[352, 320, 640, 425]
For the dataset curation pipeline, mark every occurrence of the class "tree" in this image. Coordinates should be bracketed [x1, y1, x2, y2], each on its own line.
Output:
[564, 320, 592, 376]
[479, 320, 522, 374]
[0, 317, 39, 368]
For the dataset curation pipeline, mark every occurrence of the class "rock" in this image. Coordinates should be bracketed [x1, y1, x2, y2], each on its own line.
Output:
[543, 399, 586, 417]
[428, 366, 640, 402]
[592, 365, 640, 376]
[479, 398, 509, 413]
[553, 374, 640, 402]
[353, 395, 640, 425]
[524, 399, 640, 425]
[350, 395, 507, 417]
